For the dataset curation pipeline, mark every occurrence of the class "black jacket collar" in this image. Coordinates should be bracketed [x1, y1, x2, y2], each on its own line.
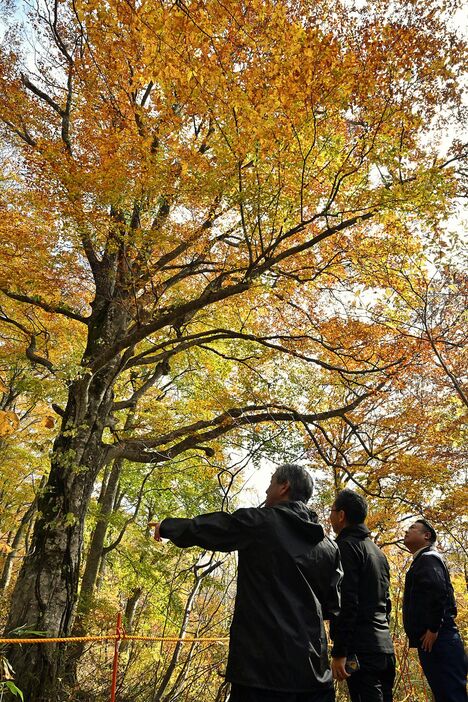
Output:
[336, 523, 370, 541]
[412, 544, 436, 564]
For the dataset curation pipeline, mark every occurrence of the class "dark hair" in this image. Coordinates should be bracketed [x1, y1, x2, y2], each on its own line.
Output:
[416, 518, 437, 544]
[334, 489, 368, 525]
[274, 464, 314, 503]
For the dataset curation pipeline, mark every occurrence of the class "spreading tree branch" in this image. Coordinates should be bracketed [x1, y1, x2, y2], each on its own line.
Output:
[0, 288, 88, 324]
[106, 388, 385, 463]
[90, 211, 378, 373]
[26, 336, 54, 371]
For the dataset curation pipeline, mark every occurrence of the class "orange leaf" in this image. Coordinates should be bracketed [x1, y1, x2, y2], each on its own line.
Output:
[43, 416, 55, 429]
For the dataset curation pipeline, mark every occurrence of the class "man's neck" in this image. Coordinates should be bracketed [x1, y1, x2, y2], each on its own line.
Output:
[270, 497, 291, 507]
[412, 544, 432, 559]
[335, 521, 350, 536]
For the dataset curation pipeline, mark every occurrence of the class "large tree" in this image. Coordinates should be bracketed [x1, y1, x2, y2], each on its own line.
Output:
[0, 0, 465, 697]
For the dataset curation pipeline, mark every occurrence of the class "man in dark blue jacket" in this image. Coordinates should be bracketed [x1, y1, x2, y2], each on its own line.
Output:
[329, 489, 395, 702]
[150, 464, 343, 702]
[403, 519, 467, 702]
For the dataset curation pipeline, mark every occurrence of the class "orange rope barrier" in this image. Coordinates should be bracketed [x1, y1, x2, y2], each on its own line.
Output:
[0, 635, 229, 645]
[0, 615, 430, 702]
[0, 617, 230, 702]
[0, 636, 118, 644]
[120, 636, 229, 643]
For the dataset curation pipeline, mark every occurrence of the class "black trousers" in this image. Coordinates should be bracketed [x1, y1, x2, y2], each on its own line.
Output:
[229, 683, 335, 702]
[346, 653, 395, 702]
[417, 628, 468, 702]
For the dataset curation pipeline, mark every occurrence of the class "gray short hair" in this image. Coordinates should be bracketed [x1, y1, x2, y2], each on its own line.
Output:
[274, 464, 314, 503]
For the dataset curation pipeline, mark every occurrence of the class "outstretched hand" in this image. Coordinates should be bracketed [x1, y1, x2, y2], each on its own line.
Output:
[148, 521, 162, 542]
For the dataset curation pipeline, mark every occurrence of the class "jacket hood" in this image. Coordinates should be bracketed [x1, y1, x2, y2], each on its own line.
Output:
[272, 501, 325, 543]
[337, 523, 370, 541]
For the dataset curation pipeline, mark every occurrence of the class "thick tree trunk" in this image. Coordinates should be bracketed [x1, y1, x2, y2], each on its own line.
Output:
[4, 366, 118, 700]
[4, 257, 134, 700]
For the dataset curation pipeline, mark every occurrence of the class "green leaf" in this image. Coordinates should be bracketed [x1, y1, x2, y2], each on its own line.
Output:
[5, 681, 24, 700]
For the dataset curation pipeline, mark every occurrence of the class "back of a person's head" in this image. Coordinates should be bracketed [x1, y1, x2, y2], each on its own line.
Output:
[275, 463, 314, 503]
[334, 489, 368, 525]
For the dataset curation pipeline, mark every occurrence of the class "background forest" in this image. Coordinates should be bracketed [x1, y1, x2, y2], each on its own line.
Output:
[0, 0, 466, 700]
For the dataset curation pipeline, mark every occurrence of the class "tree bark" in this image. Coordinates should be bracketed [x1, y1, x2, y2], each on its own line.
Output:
[3, 239, 137, 699]
[0, 499, 37, 592]
[119, 586, 143, 655]
[61, 455, 124, 683]
[76, 457, 123, 627]
[4, 380, 114, 699]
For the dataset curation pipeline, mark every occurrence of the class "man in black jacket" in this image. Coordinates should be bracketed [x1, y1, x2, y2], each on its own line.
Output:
[403, 519, 467, 702]
[329, 489, 395, 702]
[150, 464, 343, 702]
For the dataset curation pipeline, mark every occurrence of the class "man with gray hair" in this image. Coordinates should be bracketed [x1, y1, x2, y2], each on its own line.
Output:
[150, 464, 343, 702]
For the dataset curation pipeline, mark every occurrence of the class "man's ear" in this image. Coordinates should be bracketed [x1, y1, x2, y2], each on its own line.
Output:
[337, 509, 347, 525]
[279, 480, 290, 498]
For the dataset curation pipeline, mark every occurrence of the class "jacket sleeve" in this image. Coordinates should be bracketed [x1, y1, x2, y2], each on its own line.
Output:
[159, 507, 265, 552]
[386, 589, 392, 625]
[415, 554, 449, 632]
[385, 557, 392, 624]
[330, 541, 361, 657]
[322, 543, 343, 621]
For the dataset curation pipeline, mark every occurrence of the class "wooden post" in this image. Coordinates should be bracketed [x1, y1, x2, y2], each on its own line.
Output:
[110, 612, 122, 702]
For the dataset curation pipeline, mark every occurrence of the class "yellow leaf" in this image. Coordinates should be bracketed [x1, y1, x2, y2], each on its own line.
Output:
[0, 540, 12, 555]
[0, 410, 20, 437]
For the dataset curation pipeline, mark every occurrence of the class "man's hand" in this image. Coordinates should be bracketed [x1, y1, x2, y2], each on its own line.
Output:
[331, 656, 350, 681]
[420, 630, 438, 652]
[148, 521, 162, 542]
